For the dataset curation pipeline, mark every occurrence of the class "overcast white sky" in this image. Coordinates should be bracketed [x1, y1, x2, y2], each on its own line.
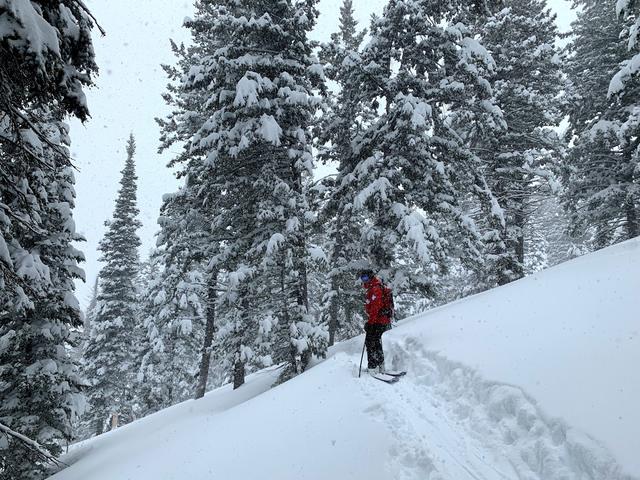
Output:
[69, 0, 576, 307]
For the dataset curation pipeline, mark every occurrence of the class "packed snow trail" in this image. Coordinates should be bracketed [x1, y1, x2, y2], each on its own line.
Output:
[385, 237, 640, 476]
[352, 339, 633, 480]
[50, 238, 639, 480]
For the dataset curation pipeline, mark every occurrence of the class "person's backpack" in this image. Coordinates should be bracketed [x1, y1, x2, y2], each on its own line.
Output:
[379, 283, 394, 320]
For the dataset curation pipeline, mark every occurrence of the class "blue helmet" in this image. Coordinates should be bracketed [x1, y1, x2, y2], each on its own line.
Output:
[357, 269, 375, 282]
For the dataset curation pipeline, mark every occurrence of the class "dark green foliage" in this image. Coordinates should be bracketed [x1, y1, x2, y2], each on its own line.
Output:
[472, 0, 565, 285]
[0, 116, 86, 479]
[0, 3, 97, 476]
[563, 0, 640, 246]
[82, 135, 142, 435]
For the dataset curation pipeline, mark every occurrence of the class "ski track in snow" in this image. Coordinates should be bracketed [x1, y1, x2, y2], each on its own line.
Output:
[353, 337, 635, 480]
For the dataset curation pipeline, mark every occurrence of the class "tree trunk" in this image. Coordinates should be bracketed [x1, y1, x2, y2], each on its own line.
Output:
[289, 166, 310, 373]
[195, 271, 217, 399]
[328, 215, 346, 347]
[233, 283, 248, 390]
[233, 350, 245, 390]
[328, 280, 340, 347]
[294, 246, 309, 373]
[495, 223, 511, 287]
[513, 210, 526, 280]
[94, 416, 103, 437]
[277, 257, 292, 367]
[625, 194, 639, 239]
[110, 413, 118, 430]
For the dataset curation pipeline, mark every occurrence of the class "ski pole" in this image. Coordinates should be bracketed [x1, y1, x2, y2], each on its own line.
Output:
[358, 339, 366, 378]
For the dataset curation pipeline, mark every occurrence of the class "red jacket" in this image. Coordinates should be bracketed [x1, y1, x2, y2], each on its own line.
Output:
[363, 277, 391, 325]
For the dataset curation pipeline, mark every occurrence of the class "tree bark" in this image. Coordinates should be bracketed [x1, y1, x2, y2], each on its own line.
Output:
[233, 350, 245, 390]
[233, 283, 248, 390]
[328, 281, 340, 347]
[513, 210, 526, 280]
[110, 413, 118, 430]
[625, 194, 639, 239]
[328, 214, 346, 347]
[195, 270, 217, 399]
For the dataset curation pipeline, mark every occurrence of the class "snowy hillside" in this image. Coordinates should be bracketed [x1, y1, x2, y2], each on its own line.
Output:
[50, 238, 640, 480]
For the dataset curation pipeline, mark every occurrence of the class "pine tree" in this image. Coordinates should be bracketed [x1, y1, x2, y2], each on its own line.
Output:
[194, 267, 220, 398]
[563, 0, 639, 246]
[342, 0, 504, 295]
[159, 0, 328, 387]
[610, 0, 640, 238]
[82, 135, 142, 435]
[136, 254, 165, 414]
[0, 114, 86, 479]
[136, 194, 207, 415]
[0, 1, 98, 158]
[1, 3, 98, 308]
[525, 195, 584, 270]
[472, 0, 564, 285]
[1, 0, 97, 338]
[70, 276, 100, 442]
[317, 0, 369, 346]
[84, 276, 100, 342]
[613, 0, 640, 93]
[1, 3, 97, 476]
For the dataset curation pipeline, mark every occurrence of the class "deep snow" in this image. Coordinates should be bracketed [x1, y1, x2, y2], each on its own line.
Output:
[50, 238, 640, 480]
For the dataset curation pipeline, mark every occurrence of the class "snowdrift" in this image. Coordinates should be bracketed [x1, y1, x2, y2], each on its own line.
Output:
[50, 238, 640, 480]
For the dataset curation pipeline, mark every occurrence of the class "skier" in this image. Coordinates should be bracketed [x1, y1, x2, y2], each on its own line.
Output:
[358, 269, 393, 373]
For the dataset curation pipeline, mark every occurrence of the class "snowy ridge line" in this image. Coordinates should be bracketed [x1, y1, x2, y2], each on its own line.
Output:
[367, 336, 637, 480]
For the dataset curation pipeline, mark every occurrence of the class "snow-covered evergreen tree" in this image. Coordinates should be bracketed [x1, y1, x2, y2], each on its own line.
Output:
[135, 254, 165, 415]
[1, 3, 97, 475]
[83, 277, 99, 342]
[1, 0, 97, 343]
[317, 0, 369, 345]
[471, 0, 564, 285]
[136, 197, 207, 415]
[1, 4, 97, 308]
[342, 0, 504, 296]
[160, 0, 328, 386]
[612, 0, 640, 97]
[0, 115, 86, 479]
[520, 192, 589, 274]
[563, 0, 639, 246]
[70, 276, 100, 442]
[0, 0, 98, 152]
[82, 135, 142, 435]
[610, 0, 640, 238]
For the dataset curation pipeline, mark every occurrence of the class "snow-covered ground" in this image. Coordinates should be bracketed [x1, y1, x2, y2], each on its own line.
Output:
[50, 238, 640, 480]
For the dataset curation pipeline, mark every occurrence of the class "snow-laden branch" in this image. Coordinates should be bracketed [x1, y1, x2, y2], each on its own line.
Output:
[0, 422, 68, 468]
[72, 0, 106, 36]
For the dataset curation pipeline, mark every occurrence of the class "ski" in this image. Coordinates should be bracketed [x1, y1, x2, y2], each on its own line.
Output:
[381, 370, 406, 377]
[370, 372, 401, 384]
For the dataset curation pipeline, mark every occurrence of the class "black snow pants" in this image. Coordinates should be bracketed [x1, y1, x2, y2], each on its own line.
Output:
[365, 323, 389, 369]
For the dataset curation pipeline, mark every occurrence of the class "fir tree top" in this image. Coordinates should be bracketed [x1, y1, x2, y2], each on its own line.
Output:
[337, 0, 365, 49]
[98, 133, 142, 282]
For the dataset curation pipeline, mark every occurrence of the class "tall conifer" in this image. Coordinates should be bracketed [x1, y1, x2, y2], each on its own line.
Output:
[564, 0, 639, 246]
[82, 135, 142, 434]
[159, 0, 328, 386]
[472, 0, 564, 285]
[0, 3, 97, 475]
[318, 0, 369, 345]
[0, 115, 87, 479]
[343, 0, 504, 295]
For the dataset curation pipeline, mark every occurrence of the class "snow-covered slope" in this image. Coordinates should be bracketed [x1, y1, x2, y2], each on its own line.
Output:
[51, 238, 640, 480]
